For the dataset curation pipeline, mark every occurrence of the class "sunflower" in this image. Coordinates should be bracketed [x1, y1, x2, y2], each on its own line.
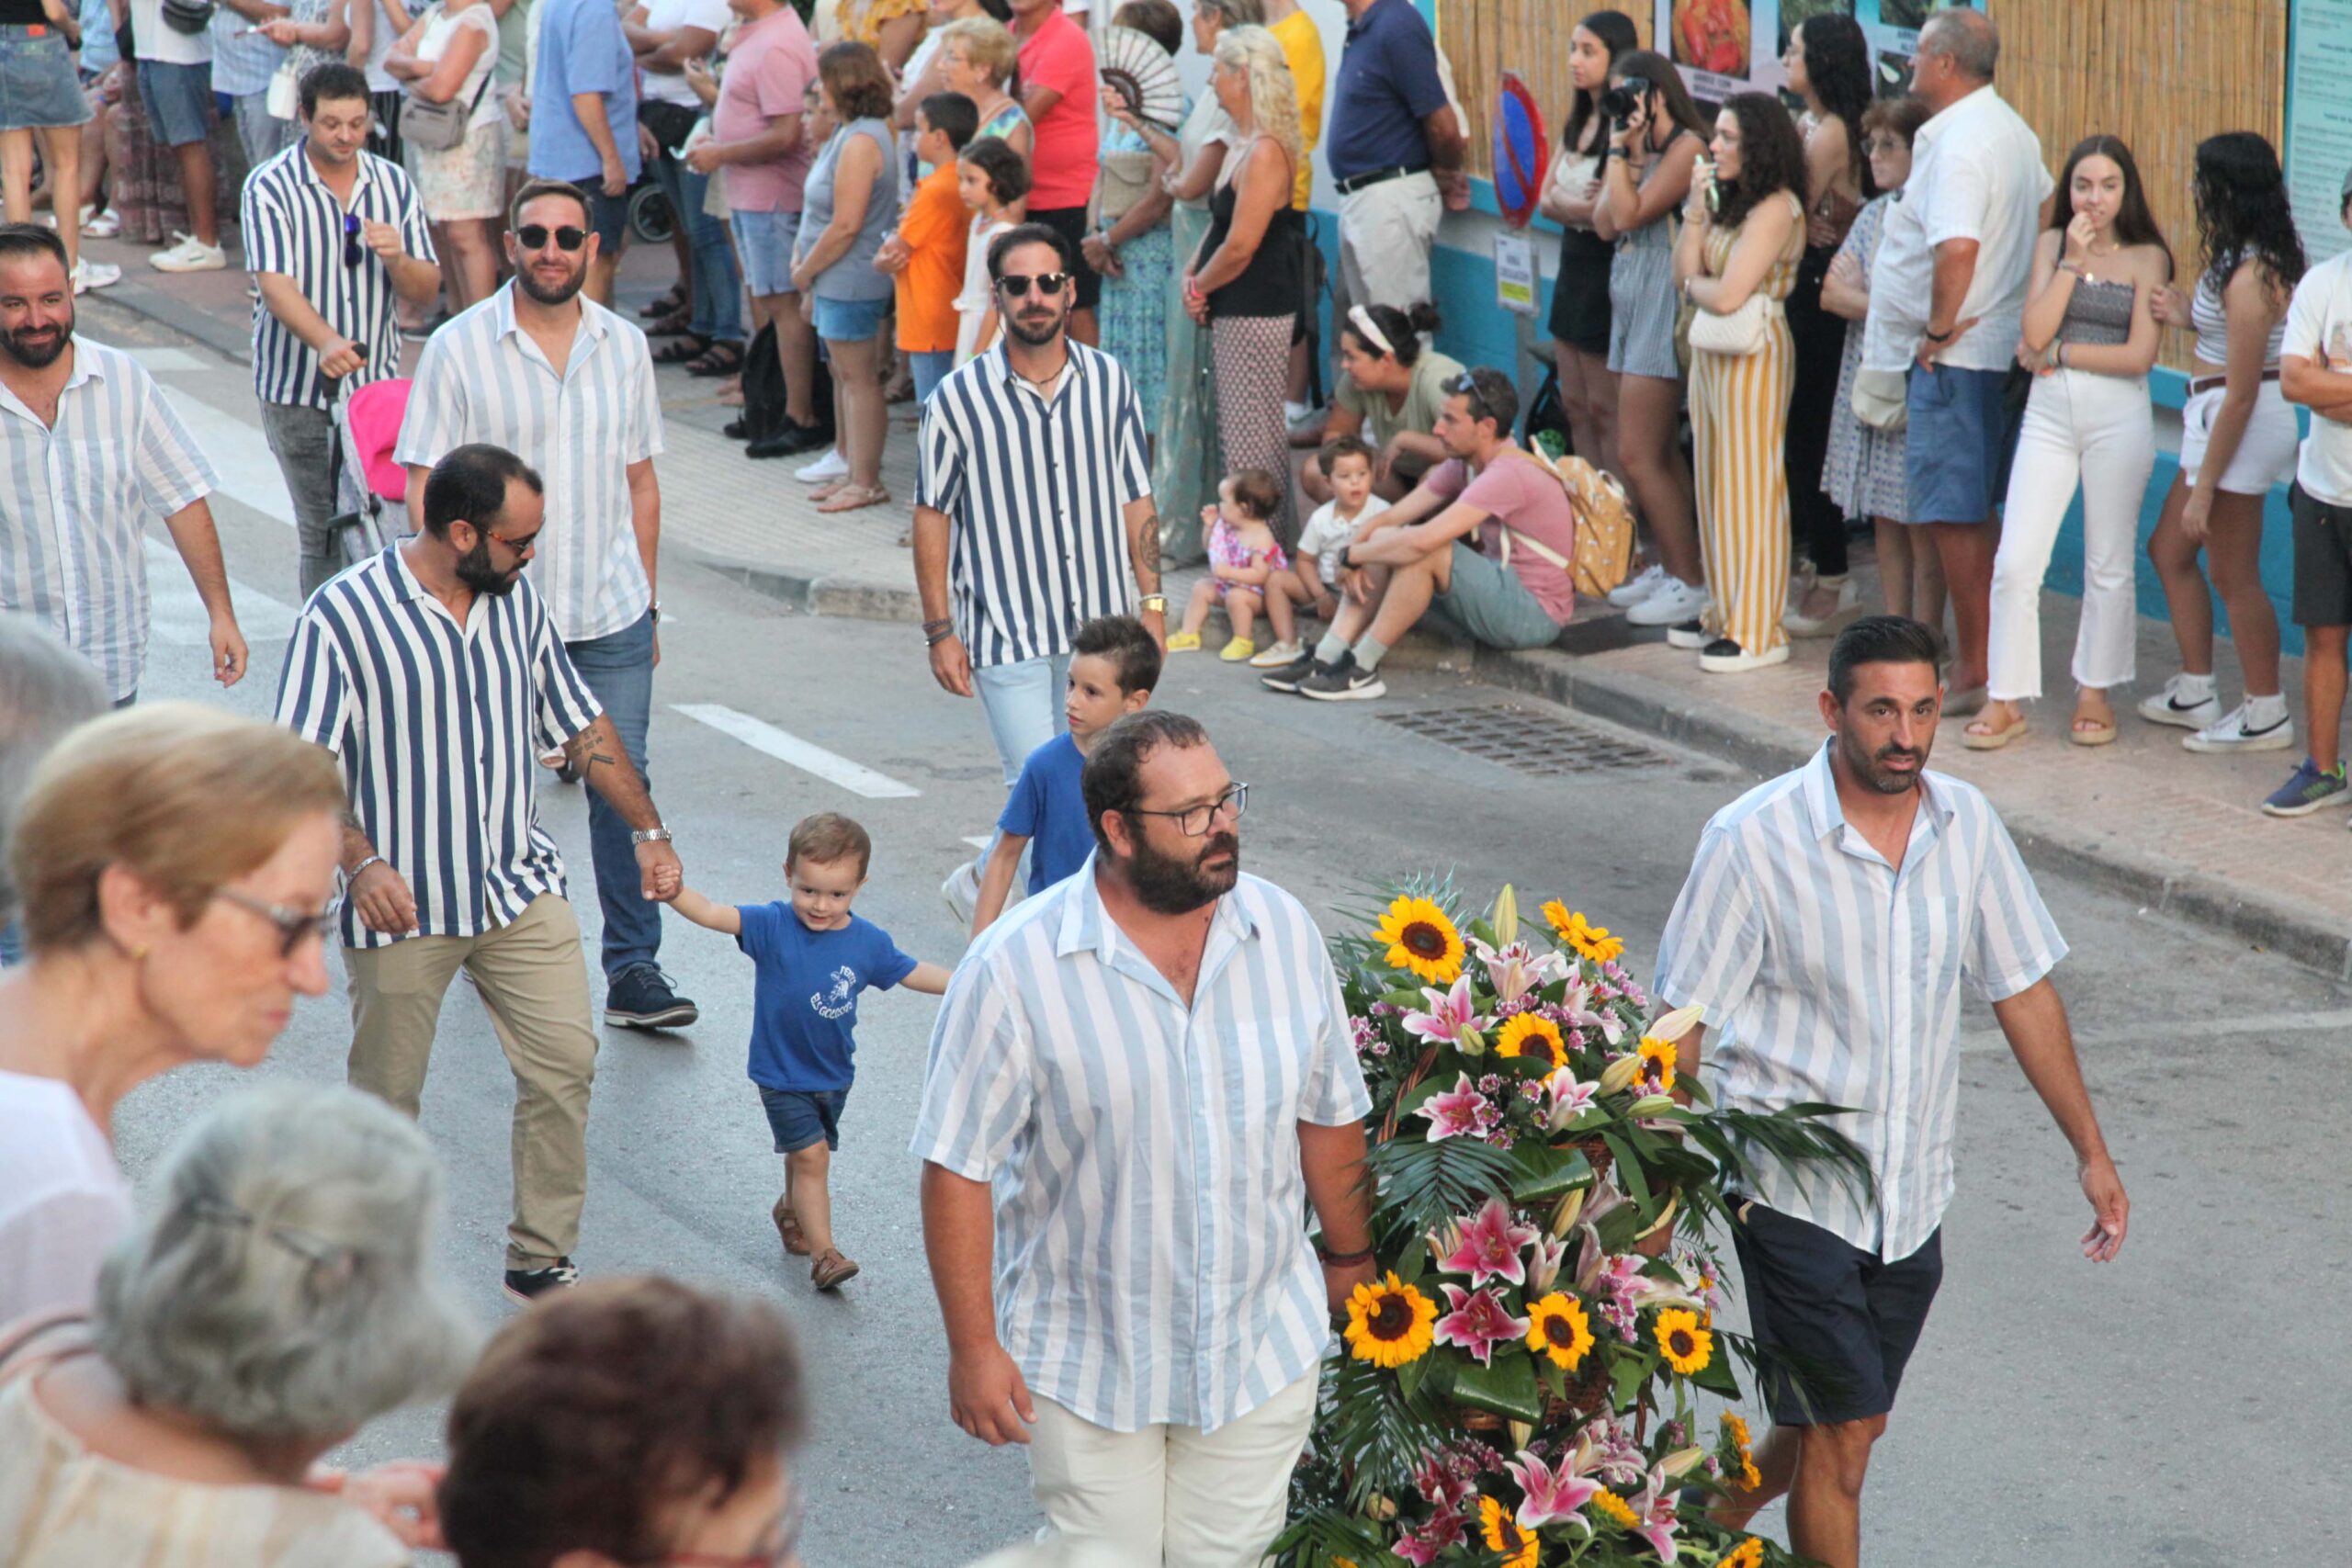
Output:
[1494, 1013, 1567, 1070]
[1543, 903, 1625, 964]
[1342, 1272, 1438, 1368]
[1737, 1454, 1763, 1492]
[1590, 1489, 1640, 1529]
[1373, 896, 1466, 985]
[1635, 1036, 1679, 1094]
[1721, 1540, 1766, 1568]
[1719, 1410, 1751, 1450]
[1524, 1291, 1595, 1371]
[1653, 1307, 1713, 1375]
[1478, 1496, 1541, 1568]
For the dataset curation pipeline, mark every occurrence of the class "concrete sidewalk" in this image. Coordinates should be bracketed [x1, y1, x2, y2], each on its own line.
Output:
[84, 229, 2352, 979]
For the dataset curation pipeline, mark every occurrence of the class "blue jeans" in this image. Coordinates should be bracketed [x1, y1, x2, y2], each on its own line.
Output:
[966, 653, 1070, 889]
[910, 349, 955, 403]
[654, 151, 743, 342]
[565, 610, 660, 981]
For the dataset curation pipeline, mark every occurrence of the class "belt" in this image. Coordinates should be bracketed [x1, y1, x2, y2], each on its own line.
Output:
[2187, 368, 2282, 396]
[1334, 164, 1430, 196]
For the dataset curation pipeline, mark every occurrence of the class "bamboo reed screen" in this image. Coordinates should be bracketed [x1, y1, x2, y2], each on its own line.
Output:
[1435, 0, 1654, 186]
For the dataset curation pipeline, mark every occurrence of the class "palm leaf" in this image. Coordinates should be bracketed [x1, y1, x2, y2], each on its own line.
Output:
[1363, 1131, 1518, 1247]
[1319, 1353, 1457, 1508]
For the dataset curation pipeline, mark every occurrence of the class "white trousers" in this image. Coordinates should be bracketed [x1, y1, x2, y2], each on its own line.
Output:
[1025, 1371, 1318, 1568]
[1337, 171, 1442, 312]
[1987, 367, 2154, 700]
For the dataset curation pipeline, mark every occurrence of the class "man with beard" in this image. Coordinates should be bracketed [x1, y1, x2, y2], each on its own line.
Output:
[396, 178, 691, 1031]
[911, 710, 1376, 1562]
[276, 442, 685, 1304]
[914, 223, 1166, 922]
[0, 223, 247, 705]
[1652, 615, 2129, 1568]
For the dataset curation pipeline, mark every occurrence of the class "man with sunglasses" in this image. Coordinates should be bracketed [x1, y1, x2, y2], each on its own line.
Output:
[397, 176, 691, 1032]
[243, 62, 444, 602]
[277, 442, 686, 1304]
[916, 223, 1166, 921]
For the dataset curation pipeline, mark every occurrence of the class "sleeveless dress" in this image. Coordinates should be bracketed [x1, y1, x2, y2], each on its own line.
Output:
[1607, 130, 1693, 380]
[1822, 193, 1906, 522]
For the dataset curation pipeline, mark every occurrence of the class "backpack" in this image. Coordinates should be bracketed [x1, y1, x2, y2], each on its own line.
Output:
[1515, 436, 1636, 600]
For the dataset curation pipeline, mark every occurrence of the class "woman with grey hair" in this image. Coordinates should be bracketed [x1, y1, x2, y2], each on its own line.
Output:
[0, 1081, 476, 1565]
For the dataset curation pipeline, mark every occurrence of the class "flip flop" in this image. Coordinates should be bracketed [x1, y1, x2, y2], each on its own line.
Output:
[816, 483, 891, 513]
[1962, 712, 2029, 750]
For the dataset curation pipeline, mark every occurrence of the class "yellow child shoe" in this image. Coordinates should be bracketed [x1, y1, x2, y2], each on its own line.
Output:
[1220, 637, 1257, 662]
[1165, 630, 1202, 653]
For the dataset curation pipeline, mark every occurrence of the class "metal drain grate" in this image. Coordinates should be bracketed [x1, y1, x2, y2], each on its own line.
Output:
[1379, 705, 1672, 777]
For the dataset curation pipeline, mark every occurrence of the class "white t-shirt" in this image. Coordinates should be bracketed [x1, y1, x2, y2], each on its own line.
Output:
[956, 216, 1012, 365]
[1861, 85, 2052, 375]
[2283, 253, 2352, 506]
[414, 6, 503, 129]
[131, 0, 212, 64]
[0, 1070, 133, 1326]
[639, 0, 729, 106]
[357, 0, 400, 92]
[1295, 493, 1391, 585]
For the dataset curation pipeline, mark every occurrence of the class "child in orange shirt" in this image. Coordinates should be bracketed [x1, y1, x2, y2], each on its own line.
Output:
[876, 92, 978, 404]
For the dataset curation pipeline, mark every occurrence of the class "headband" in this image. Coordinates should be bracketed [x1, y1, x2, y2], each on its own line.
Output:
[1347, 304, 1396, 358]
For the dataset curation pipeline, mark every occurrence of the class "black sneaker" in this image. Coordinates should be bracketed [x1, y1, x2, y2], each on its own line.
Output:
[605, 964, 699, 1030]
[1299, 660, 1386, 702]
[1259, 649, 1325, 693]
[503, 1257, 579, 1304]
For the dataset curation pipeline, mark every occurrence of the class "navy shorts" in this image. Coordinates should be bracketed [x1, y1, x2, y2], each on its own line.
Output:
[2290, 483, 2352, 629]
[1904, 363, 2012, 525]
[1728, 1200, 1943, 1427]
[759, 1086, 848, 1154]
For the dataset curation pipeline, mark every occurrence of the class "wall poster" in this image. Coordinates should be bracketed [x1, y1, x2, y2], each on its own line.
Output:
[1648, 0, 1977, 105]
[2288, 0, 2352, 268]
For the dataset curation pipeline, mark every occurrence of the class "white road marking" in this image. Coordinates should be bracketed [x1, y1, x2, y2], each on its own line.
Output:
[671, 703, 921, 799]
[119, 345, 213, 373]
[1960, 1007, 2352, 1053]
[87, 336, 297, 527]
[962, 835, 993, 850]
[145, 538, 300, 645]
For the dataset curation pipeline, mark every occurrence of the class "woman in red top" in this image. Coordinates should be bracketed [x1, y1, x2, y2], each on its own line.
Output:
[1008, 0, 1102, 341]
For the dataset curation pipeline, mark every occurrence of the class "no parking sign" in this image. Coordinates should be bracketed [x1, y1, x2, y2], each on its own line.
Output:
[1490, 71, 1548, 230]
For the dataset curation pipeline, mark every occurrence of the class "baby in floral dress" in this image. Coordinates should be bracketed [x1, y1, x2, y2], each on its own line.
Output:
[1166, 468, 1309, 665]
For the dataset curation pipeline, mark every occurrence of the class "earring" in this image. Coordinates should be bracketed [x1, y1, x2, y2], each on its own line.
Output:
[129, 943, 149, 961]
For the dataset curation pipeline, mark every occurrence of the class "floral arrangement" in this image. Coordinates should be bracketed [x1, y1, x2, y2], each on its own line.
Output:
[1276, 884, 1869, 1568]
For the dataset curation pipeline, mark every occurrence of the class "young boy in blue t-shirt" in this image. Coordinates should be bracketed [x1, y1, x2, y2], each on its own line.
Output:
[969, 615, 1162, 936]
[663, 813, 949, 1290]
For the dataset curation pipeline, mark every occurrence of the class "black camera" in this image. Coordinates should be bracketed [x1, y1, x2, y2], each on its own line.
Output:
[1602, 76, 1651, 130]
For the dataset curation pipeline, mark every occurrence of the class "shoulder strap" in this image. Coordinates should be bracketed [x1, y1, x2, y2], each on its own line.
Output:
[1481, 448, 1577, 572]
[0, 1313, 93, 1387]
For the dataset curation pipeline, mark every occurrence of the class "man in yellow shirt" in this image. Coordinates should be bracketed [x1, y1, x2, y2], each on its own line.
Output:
[1265, 0, 1322, 211]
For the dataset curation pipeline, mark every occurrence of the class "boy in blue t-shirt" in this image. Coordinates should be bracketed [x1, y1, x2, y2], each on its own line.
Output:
[664, 813, 949, 1291]
[970, 615, 1162, 936]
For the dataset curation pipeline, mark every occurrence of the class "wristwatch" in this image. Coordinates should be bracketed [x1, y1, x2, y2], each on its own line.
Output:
[630, 827, 673, 846]
[1138, 593, 1167, 614]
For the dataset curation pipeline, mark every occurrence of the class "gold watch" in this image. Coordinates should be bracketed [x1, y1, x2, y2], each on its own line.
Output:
[1139, 593, 1168, 614]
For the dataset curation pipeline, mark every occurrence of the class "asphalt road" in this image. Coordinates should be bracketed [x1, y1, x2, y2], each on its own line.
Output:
[85, 299, 2352, 1567]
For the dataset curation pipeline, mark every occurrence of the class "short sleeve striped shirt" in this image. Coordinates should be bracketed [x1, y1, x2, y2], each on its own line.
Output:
[393, 287, 662, 642]
[910, 862, 1372, 1434]
[914, 342, 1154, 669]
[1654, 741, 2067, 1263]
[242, 141, 438, 410]
[273, 545, 605, 950]
[0, 342, 218, 701]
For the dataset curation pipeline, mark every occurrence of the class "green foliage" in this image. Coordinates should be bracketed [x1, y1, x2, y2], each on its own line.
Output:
[1364, 1130, 1518, 1251]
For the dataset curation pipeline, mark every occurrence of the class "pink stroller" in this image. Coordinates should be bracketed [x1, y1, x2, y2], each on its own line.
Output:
[331, 378, 415, 566]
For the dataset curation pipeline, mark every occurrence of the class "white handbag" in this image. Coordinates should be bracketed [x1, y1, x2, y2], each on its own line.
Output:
[1687, 292, 1777, 356]
[1850, 367, 1908, 431]
[266, 55, 300, 121]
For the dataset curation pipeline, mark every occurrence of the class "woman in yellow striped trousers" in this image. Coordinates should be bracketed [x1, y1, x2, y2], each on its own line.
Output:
[1672, 93, 1809, 674]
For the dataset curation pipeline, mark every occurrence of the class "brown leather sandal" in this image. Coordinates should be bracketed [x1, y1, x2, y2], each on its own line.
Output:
[771, 1193, 810, 1257]
[810, 1247, 860, 1290]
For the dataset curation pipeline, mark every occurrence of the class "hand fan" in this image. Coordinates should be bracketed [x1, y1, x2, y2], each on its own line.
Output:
[1099, 26, 1184, 134]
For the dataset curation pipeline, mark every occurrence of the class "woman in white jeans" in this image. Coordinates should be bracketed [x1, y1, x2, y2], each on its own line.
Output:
[1968, 136, 2170, 750]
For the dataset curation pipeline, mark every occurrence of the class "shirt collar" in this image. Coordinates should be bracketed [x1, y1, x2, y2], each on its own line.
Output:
[295, 140, 379, 199]
[992, 341, 1084, 402]
[0, 340, 107, 426]
[1800, 738, 1955, 844]
[1918, 84, 1996, 143]
[490, 282, 611, 347]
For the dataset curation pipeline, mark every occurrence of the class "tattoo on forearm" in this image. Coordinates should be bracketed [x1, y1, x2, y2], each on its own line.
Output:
[1134, 517, 1161, 590]
[564, 722, 621, 775]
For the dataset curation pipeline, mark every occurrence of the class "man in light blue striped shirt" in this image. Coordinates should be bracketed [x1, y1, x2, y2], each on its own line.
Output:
[913, 712, 1374, 1563]
[1657, 616, 2128, 1568]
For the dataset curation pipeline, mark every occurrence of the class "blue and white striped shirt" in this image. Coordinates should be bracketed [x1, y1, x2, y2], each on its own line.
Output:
[0, 342, 218, 701]
[1655, 741, 2067, 1263]
[274, 545, 605, 950]
[915, 342, 1153, 669]
[910, 861, 1371, 1435]
[242, 141, 437, 409]
[393, 286, 661, 642]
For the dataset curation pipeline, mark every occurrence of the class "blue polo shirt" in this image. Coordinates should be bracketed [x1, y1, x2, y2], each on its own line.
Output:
[528, 0, 642, 186]
[734, 904, 917, 1091]
[999, 733, 1094, 897]
[1326, 0, 1449, 183]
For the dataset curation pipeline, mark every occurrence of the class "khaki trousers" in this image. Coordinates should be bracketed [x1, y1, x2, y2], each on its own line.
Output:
[344, 895, 599, 1269]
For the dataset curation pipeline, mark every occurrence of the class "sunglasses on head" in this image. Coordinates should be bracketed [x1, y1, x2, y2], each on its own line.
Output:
[996, 271, 1069, 299]
[515, 223, 589, 252]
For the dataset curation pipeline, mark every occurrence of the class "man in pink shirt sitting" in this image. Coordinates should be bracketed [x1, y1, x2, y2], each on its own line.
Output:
[1008, 0, 1102, 344]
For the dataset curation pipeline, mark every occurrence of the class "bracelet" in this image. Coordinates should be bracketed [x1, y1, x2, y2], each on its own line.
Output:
[348, 854, 384, 882]
[925, 626, 955, 648]
[922, 616, 953, 635]
[1317, 1242, 1377, 1267]
[1923, 325, 1955, 344]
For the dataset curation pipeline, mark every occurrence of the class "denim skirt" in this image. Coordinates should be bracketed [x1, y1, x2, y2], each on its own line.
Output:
[0, 25, 91, 131]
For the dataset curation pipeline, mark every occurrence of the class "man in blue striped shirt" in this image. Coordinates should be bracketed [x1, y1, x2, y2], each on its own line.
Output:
[276, 443, 686, 1304]
[913, 712, 1374, 1562]
[1656, 616, 2128, 1568]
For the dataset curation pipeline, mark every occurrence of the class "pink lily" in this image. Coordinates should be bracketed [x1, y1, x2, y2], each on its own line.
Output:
[1393, 1506, 1467, 1566]
[1557, 980, 1629, 1045]
[1403, 976, 1489, 1048]
[1506, 1448, 1601, 1534]
[1527, 1232, 1568, 1293]
[1433, 1284, 1530, 1366]
[1628, 1469, 1681, 1562]
[1471, 938, 1566, 1006]
[1439, 1197, 1540, 1290]
[1544, 1070, 1600, 1130]
[1416, 1074, 1487, 1142]
[1413, 1450, 1476, 1511]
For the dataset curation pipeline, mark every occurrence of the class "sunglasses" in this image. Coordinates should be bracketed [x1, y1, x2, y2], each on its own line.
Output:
[515, 223, 589, 252]
[342, 212, 362, 269]
[1441, 370, 1508, 425]
[995, 271, 1069, 299]
[213, 887, 342, 958]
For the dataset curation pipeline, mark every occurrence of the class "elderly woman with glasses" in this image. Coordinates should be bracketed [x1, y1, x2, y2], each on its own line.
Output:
[0, 704, 346, 1326]
[0, 1081, 476, 1566]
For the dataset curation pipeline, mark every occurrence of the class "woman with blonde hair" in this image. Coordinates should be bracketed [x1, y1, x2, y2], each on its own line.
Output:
[936, 15, 1033, 162]
[1183, 23, 1303, 542]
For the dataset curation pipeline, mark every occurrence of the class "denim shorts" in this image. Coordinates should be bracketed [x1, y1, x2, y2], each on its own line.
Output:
[0, 27, 92, 131]
[1903, 363, 2013, 525]
[136, 57, 212, 147]
[759, 1085, 849, 1154]
[730, 207, 800, 296]
[1426, 540, 1566, 650]
[812, 291, 889, 344]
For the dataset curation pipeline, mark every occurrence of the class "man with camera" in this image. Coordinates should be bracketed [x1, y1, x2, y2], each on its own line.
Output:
[1326, 0, 1467, 316]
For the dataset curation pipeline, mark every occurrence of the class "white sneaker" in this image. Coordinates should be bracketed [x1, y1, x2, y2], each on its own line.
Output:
[1247, 638, 1303, 668]
[1607, 562, 1670, 609]
[71, 259, 121, 294]
[1625, 576, 1710, 627]
[148, 233, 228, 273]
[2136, 675, 2222, 730]
[82, 207, 122, 239]
[2183, 701, 2296, 754]
[941, 859, 980, 924]
[795, 448, 849, 483]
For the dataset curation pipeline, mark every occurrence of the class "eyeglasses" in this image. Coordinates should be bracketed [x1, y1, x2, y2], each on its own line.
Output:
[657, 1483, 806, 1568]
[996, 271, 1069, 299]
[342, 212, 362, 269]
[1127, 782, 1248, 838]
[515, 223, 589, 252]
[212, 887, 341, 958]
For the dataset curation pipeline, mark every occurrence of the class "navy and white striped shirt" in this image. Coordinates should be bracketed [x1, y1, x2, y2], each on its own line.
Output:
[910, 861, 1372, 1434]
[915, 342, 1153, 668]
[0, 341, 218, 701]
[274, 545, 604, 950]
[1655, 741, 2067, 1263]
[241, 141, 437, 410]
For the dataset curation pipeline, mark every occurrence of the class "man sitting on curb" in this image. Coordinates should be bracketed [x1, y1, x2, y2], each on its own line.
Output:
[1260, 366, 1576, 702]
